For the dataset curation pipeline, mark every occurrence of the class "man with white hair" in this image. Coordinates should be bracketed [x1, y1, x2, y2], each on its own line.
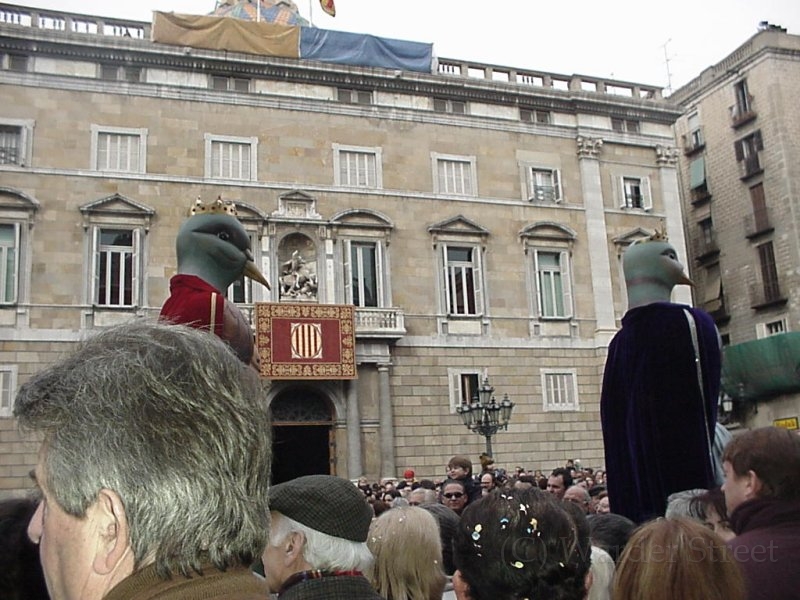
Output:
[263, 474, 381, 599]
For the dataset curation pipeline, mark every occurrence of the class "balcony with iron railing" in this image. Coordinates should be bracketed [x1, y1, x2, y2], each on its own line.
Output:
[730, 94, 757, 128]
[0, 145, 19, 165]
[237, 304, 406, 341]
[749, 280, 787, 310]
[682, 127, 705, 155]
[529, 185, 558, 203]
[744, 207, 774, 239]
[693, 234, 720, 261]
[738, 153, 763, 180]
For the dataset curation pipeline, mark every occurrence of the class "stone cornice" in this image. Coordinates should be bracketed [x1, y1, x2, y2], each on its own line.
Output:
[1, 23, 681, 124]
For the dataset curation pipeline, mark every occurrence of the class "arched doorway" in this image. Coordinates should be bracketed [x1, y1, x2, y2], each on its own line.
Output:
[270, 390, 334, 485]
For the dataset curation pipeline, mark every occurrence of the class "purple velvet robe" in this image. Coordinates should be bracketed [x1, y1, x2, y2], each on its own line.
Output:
[600, 302, 721, 523]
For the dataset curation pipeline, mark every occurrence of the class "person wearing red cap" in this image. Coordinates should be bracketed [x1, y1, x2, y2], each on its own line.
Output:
[403, 469, 416, 484]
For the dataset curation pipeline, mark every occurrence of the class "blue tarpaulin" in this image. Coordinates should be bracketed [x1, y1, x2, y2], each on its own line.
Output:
[300, 27, 433, 73]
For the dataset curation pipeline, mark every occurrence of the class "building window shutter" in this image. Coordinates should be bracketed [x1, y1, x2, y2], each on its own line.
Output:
[734, 140, 743, 161]
[754, 130, 763, 151]
[690, 157, 706, 189]
[559, 251, 573, 318]
[641, 177, 652, 210]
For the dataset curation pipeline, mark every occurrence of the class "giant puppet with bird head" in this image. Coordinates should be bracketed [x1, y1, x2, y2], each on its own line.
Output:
[159, 196, 270, 368]
[599, 228, 721, 524]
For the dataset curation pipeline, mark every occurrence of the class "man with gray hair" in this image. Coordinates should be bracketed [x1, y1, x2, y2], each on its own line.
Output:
[263, 474, 381, 599]
[16, 320, 271, 600]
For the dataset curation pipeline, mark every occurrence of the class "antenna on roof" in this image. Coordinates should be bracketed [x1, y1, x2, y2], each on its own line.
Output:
[661, 38, 674, 96]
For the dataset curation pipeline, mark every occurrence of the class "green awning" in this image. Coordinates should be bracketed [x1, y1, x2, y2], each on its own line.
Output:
[690, 156, 706, 189]
[722, 332, 800, 400]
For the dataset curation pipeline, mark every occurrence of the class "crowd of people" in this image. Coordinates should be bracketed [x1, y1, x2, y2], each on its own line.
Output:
[0, 320, 799, 600]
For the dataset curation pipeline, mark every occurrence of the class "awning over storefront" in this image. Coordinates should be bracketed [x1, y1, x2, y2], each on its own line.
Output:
[722, 332, 800, 400]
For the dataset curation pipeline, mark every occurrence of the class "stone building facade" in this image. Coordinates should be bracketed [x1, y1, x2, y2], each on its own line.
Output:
[671, 25, 800, 430]
[0, 3, 686, 496]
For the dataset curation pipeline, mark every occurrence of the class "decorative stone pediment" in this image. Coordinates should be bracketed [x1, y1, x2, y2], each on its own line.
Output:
[79, 194, 155, 231]
[519, 221, 576, 252]
[428, 215, 490, 247]
[613, 227, 656, 246]
[0, 187, 39, 221]
[272, 190, 322, 221]
[330, 208, 393, 230]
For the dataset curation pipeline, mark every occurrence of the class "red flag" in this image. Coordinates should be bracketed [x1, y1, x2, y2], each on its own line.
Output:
[320, 0, 336, 17]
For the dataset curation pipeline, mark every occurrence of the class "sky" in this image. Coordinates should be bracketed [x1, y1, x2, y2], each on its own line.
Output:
[12, 0, 800, 92]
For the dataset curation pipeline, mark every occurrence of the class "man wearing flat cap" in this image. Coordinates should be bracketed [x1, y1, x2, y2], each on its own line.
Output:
[263, 474, 381, 599]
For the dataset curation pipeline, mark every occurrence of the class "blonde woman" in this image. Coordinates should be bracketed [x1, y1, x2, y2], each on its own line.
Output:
[367, 506, 446, 600]
[614, 517, 746, 600]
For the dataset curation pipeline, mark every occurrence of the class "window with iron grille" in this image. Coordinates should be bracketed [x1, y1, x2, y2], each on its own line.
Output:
[0, 125, 21, 166]
[528, 167, 561, 202]
[542, 370, 579, 412]
[618, 176, 651, 210]
[734, 131, 763, 176]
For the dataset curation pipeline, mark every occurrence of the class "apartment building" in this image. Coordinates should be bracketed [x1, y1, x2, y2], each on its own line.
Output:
[671, 23, 800, 431]
[0, 1, 685, 496]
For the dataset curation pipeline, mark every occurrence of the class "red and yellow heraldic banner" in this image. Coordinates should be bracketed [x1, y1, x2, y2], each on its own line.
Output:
[255, 303, 356, 380]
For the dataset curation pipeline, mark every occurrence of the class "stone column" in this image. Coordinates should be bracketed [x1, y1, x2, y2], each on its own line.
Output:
[346, 378, 363, 478]
[656, 144, 692, 305]
[377, 362, 396, 478]
[577, 136, 617, 344]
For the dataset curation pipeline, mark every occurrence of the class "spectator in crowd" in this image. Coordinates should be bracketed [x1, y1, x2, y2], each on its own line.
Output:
[595, 494, 611, 514]
[479, 472, 496, 496]
[613, 517, 746, 600]
[587, 513, 636, 564]
[722, 426, 800, 600]
[547, 467, 573, 500]
[16, 321, 271, 600]
[564, 485, 593, 514]
[452, 488, 592, 600]
[446, 456, 482, 503]
[408, 488, 438, 506]
[562, 500, 613, 600]
[419, 504, 459, 577]
[691, 486, 735, 542]
[0, 497, 49, 600]
[512, 475, 537, 490]
[440, 479, 469, 516]
[263, 474, 380, 599]
[664, 488, 706, 519]
[367, 506, 446, 600]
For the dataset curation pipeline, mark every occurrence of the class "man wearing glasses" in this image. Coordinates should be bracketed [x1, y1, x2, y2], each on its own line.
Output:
[440, 479, 469, 515]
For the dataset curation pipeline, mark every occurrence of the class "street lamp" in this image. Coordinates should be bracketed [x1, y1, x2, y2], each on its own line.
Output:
[456, 375, 514, 457]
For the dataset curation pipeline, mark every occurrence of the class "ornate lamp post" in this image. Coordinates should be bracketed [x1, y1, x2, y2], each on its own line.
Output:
[456, 375, 514, 457]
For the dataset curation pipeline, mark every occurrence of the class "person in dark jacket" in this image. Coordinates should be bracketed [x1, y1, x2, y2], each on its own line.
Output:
[722, 426, 800, 600]
[446, 455, 482, 503]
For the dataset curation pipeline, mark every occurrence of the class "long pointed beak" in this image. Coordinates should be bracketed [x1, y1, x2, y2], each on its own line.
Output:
[244, 260, 271, 290]
[678, 272, 694, 286]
